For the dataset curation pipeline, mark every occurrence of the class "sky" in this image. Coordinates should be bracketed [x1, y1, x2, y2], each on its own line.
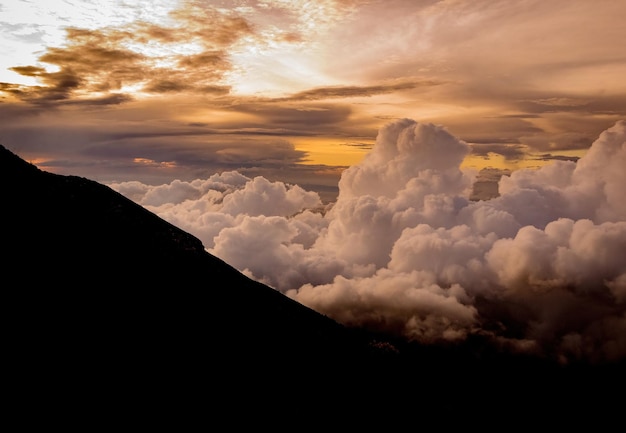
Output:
[1, 0, 625, 364]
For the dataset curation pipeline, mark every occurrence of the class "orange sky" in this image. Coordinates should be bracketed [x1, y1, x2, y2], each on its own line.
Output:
[1, 0, 625, 198]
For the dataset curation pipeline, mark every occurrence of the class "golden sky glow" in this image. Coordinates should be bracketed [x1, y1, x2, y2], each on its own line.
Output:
[1, 0, 626, 196]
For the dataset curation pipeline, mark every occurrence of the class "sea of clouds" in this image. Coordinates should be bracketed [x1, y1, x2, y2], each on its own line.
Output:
[110, 118, 626, 364]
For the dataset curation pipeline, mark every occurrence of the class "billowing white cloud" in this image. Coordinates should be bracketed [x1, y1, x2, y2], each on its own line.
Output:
[219, 175, 322, 216]
[337, 118, 473, 200]
[111, 119, 626, 365]
[294, 269, 478, 344]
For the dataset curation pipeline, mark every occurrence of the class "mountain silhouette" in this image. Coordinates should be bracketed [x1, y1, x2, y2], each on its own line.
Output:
[1, 144, 385, 362]
[2, 144, 621, 421]
[2, 143, 425, 402]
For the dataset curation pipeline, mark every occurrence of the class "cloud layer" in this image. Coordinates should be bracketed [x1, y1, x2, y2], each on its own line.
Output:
[3, 0, 626, 191]
[111, 118, 626, 365]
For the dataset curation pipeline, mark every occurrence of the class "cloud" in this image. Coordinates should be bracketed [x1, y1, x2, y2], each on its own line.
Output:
[0, 94, 333, 185]
[470, 143, 527, 160]
[295, 270, 478, 344]
[337, 119, 472, 199]
[1, 3, 257, 105]
[268, 80, 442, 102]
[4, 0, 625, 177]
[112, 118, 626, 364]
[231, 102, 354, 132]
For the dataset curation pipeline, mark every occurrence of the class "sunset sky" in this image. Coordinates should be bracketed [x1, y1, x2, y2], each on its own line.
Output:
[3, 0, 625, 193]
[2, 0, 625, 364]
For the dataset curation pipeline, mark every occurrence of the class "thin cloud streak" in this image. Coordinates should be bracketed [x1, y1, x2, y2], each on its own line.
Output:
[265, 80, 444, 102]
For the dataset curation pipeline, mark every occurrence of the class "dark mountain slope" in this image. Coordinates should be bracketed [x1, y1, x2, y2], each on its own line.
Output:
[2, 144, 621, 422]
[1, 144, 397, 387]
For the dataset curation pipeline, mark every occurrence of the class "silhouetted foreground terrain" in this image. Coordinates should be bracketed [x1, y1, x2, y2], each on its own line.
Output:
[2, 144, 622, 418]
[1, 145, 378, 368]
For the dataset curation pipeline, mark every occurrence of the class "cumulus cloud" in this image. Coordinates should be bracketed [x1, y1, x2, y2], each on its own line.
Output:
[111, 119, 626, 365]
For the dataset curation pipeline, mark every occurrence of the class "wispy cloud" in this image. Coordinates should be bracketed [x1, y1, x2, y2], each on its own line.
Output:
[1, 0, 626, 218]
[2, 3, 258, 104]
[266, 80, 442, 102]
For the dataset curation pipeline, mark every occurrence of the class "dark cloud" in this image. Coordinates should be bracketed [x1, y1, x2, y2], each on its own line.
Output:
[523, 96, 591, 110]
[582, 95, 626, 116]
[269, 80, 442, 102]
[277, 32, 304, 43]
[40, 43, 144, 65]
[59, 93, 134, 106]
[512, 93, 626, 121]
[522, 131, 594, 152]
[8, 65, 46, 77]
[143, 80, 191, 93]
[1, 4, 256, 106]
[475, 167, 511, 182]
[470, 143, 528, 160]
[232, 102, 354, 132]
[0, 86, 364, 190]
[0, 108, 316, 188]
[469, 168, 510, 201]
[0, 82, 30, 100]
[493, 114, 543, 119]
[196, 85, 233, 95]
[177, 51, 231, 69]
[431, 115, 544, 149]
[535, 154, 580, 163]
[340, 141, 373, 149]
[169, 4, 253, 46]
[9, 65, 83, 102]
